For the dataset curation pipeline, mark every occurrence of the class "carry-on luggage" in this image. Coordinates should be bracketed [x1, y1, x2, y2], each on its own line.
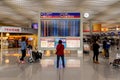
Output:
[28, 51, 42, 63]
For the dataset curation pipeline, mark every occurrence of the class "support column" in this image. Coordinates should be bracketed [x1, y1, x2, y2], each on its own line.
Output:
[78, 13, 83, 57]
[89, 21, 93, 44]
[0, 32, 3, 64]
[38, 12, 41, 50]
[89, 21, 93, 36]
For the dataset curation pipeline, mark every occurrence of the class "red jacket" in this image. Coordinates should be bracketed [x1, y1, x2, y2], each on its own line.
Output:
[56, 44, 64, 56]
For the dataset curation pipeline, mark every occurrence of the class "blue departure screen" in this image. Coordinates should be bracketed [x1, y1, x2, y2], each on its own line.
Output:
[41, 19, 80, 37]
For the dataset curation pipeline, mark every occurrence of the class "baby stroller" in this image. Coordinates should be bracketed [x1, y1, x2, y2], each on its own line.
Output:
[28, 51, 42, 63]
[110, 58, 120, 68]
[110, 48, 120, 67]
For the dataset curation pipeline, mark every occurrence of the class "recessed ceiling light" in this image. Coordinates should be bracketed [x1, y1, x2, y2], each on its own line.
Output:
[84, 13, 89, 18]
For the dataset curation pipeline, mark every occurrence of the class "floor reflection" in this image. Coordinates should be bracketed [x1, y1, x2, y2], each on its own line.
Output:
[40, 58, 80, 68]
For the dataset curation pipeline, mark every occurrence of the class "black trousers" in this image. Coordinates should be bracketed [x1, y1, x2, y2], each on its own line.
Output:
[20, 49, 26, 61]
[93, 51, 99, 62]
[105, 49, 109, 58]
[57, 55, 65, 68]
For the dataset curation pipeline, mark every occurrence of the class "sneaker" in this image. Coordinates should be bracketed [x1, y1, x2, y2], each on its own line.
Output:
[18, 60, 22, 63]
[21, 61, 25, 64]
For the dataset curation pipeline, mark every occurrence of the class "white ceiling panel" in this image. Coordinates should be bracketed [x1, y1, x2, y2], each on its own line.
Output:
[0, 0, 119, 27]
[83, 0, 119, 6]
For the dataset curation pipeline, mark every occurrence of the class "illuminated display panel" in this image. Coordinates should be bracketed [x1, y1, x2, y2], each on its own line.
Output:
[41, 19, 80, 37]
[55, 38, 66, 48]
[40, 38, 80, 48]
[40, 38, 54, 48]
[66, 38, 80, 48]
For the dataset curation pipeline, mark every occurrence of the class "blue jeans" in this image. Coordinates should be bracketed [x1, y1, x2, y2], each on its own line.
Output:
[57, 55, 65, 68]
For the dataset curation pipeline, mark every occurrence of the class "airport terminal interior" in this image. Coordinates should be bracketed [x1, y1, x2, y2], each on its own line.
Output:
[0, 0, 120, 80]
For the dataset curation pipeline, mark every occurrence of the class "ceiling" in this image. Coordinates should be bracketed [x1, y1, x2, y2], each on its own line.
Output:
[0, 0, 120, 28]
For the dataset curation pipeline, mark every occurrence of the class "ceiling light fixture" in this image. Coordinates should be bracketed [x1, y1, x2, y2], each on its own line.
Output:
[6, 33, 10, 36]
[84, 13, 89, 18]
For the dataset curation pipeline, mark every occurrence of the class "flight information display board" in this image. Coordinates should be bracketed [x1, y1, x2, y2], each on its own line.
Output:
[39, 12, 82, 50]
[41, 19, 80, 37]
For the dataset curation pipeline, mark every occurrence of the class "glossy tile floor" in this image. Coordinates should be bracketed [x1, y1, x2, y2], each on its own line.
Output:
[0, 48, 120, 80]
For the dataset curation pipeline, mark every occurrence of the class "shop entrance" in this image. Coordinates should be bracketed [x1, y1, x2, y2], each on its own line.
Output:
[0, 33, 37, 49]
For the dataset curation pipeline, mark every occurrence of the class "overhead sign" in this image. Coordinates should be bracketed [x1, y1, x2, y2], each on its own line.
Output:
[1, 26, 21, 33]
[40, 12, 80, 18]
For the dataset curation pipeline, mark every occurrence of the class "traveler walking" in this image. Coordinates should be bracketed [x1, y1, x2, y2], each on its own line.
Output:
[20, 37, 27, 63]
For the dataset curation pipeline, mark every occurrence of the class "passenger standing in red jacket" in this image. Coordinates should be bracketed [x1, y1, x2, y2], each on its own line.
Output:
[56, 40, 65, 68]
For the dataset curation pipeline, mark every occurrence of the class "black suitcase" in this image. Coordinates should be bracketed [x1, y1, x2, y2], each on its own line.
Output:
[28, 51, 42, 63]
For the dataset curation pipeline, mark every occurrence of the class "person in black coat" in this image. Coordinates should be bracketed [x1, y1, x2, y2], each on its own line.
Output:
[92, 40, 100, 64]
[103, 38, 107, 57]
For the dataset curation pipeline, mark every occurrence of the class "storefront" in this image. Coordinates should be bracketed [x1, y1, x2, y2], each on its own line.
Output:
[0, 26, 37, 62]
[0, 26, 37, 49]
